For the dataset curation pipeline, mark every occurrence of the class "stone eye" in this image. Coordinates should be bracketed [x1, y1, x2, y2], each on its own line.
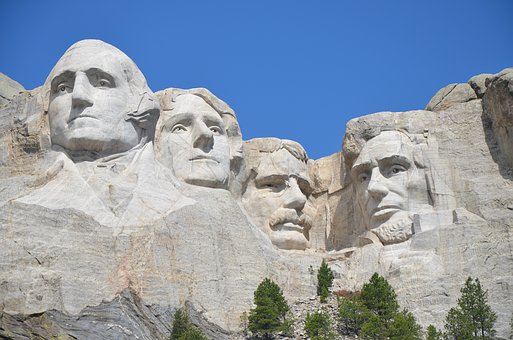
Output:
[171, 124, 187, 133]
[97, 79, 111, 88]
[390, 165, 407, 175]
[210, 126, 222, 135]
[57, 84, 67, 93]
[358, 173, 369, 183]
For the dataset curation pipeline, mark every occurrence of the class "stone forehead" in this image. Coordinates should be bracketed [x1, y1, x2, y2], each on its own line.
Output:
[172, 94, 221, 116]
[257, 148, 308, 175]
[45, 40, 145, 89]
[355, 131, 415, 164]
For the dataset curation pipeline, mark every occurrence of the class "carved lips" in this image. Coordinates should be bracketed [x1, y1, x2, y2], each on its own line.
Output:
[268, 208, 311, 233]
[189, 154, 220, 163]
[370, 205, 402, 221]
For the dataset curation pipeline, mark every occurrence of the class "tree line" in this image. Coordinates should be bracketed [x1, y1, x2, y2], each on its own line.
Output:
[169, 260, 506, 339]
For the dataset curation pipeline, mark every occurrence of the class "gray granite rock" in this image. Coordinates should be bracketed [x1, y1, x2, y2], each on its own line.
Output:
[0, 73, 24, 108]
[426, 83, 477, 111]
[1, 40, 513, 339]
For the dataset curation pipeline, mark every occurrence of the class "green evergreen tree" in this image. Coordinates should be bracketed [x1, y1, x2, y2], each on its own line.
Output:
[360, 313, 386, 339]
[338, 296, 371, 335]
[360, 273, 399, 322]
[178, 327, 208, 340]
[388, 309, 422, 340]
[338, 273, 421, 339]
[304, 310, 335, 340]
[426, 324, 443, 340]
[248, 278, 289, 339]
[317, 260, 334, 303]
[170, 308, 208, 340]
[444, 277, 497, 339]
[445, 307, 473, 340]
[171, 308, 190, 340]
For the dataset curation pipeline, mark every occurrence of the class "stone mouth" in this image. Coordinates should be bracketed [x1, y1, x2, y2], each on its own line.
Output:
[272, 222, 304, 233]
[370, 206, 401, 220]
[189, 155, 219, 163]
[68, 114, 99, 124]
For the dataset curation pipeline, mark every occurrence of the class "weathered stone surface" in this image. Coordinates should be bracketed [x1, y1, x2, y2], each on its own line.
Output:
[482, 67, 513, 174]
[0, 73, 24, 108]
[426, 83, 477, 111]
[155, 88, 243, 191]
[1, 39, 513, 338]
[468, 73, 494, 98]
[241, 138, 313, 250]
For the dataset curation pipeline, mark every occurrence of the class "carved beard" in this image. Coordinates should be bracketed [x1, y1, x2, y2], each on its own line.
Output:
[371, 212, 413, 245]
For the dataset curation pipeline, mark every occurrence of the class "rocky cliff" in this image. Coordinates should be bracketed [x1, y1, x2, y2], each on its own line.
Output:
[0, 40, 512, 339]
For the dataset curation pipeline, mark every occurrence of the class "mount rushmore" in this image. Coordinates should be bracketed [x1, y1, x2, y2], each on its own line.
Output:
[0, 40, 512, 338]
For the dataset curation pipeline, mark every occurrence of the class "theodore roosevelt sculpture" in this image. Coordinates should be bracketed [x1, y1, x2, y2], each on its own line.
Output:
[350, 130, 433, 244]
[241, 138, 313, 250]
[155, 88, 243, 190]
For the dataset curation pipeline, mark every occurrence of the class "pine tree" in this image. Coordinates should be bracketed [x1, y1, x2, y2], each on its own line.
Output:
[388, 309, 422, 340]
[426, 324, 443, 340]
[178, 327, 208, 340]
[171, 308, 190, 340]
[360, 272, 399, 322]
[170, 308, 208, 340]
[317, 260, 334, 303]
[304, 310, 335, 340]
[248, 278, 289, 338]
[444, 277, 497, 339]
[338, 296, 371, 335]
[338, 273, 421, 339]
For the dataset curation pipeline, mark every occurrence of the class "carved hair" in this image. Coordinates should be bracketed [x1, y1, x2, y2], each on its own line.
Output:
[42, 39, 160, 143]
[345, 127, 428, 170]
[243, 137, 308, 167]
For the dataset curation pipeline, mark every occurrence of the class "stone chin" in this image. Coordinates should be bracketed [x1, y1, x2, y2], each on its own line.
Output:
[371, 211, 414, 245]
[52, 132, 138, 154]
[269, 225, 309, 250]
[182, 168, 229, 189]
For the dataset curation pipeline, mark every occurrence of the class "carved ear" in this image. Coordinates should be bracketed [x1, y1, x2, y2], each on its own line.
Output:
[126, 91, 160, 140]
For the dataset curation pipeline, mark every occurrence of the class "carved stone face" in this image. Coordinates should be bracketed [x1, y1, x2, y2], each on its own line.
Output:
[47, 43, 140, 154]
[157, 94, 231, 188]
[242, 149, 312, 250]
[351, 131, 430, 236]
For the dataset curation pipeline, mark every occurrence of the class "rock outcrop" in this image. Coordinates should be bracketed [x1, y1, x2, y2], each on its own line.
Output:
[1, 40, 512, 338]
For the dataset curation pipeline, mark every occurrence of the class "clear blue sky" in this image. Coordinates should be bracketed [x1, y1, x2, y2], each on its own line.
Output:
[1, 1, 512, 159]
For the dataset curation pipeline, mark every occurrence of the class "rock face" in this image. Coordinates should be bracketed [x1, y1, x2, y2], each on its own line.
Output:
[0, 73, 24, 108]
[1, 40, 512, 338]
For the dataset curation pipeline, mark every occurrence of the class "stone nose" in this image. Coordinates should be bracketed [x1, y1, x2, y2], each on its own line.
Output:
[283, 178, 307, 211]
[71, 72, 93, 108]
[192, 121, 214, 150]
[367, 167, 389, 199]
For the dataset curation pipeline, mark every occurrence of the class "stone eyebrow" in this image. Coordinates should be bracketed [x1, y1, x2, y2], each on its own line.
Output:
[50, 71, 74, 90]
[255, 173, 288, 184]
[162, 112, 193, 128]
[85, 68, 116, 86]
[351, 161, 372, 178]
[202, 115, 225, 127]
[377, 154, 412, 167]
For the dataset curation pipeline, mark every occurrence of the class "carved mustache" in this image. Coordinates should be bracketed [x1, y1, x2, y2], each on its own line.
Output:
[268, 208, 312, 231]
